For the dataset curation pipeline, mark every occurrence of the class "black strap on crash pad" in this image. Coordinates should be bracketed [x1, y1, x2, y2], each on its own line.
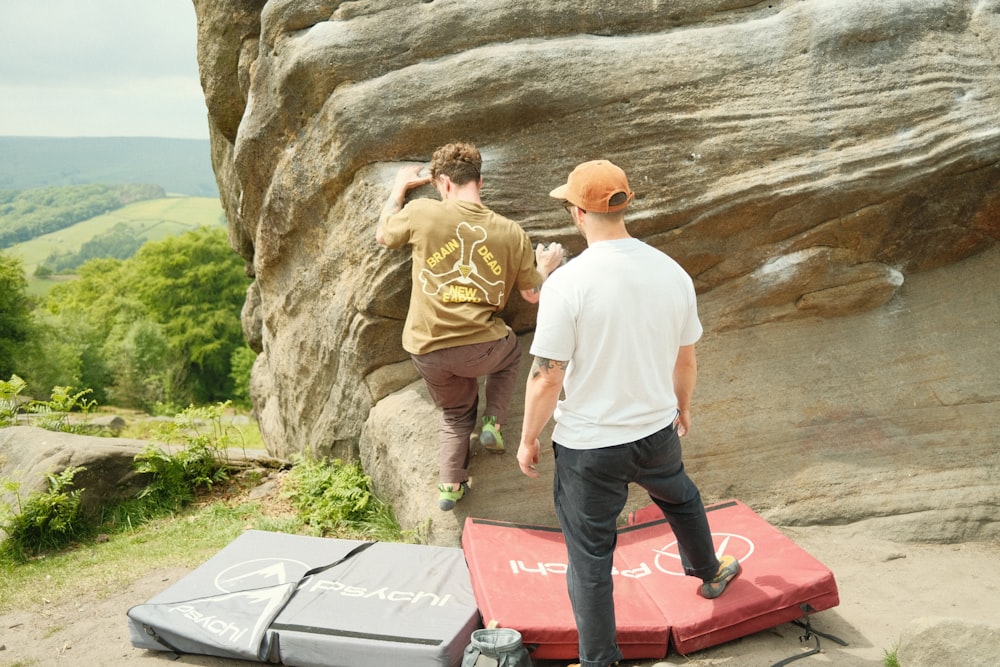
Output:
[770, 603, 849, 667]
[142, 540, 377, 659]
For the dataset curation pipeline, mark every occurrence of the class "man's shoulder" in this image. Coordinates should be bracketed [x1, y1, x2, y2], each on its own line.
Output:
[485, 211, 530, 238]
[403, 198, 444, 214]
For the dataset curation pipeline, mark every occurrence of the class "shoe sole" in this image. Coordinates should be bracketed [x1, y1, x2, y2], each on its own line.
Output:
[700, 557, 742, 599]
[438, 484, 467, 511]
[480, 432, 505, 453]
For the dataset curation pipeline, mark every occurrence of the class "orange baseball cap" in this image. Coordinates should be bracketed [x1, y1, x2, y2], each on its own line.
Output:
[549, 159, 635, 213]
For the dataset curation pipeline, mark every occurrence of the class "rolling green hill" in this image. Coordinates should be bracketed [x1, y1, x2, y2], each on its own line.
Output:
[9, 196, 225, 296]
[0, 137, 218, 197]
[0, 183, 166, 250]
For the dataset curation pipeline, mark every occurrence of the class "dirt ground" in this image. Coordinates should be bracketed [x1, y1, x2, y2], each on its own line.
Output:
[1, 521, 996, 667]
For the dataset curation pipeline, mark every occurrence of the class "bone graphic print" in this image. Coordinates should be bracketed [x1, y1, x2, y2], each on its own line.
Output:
[419, 222, 505, 306]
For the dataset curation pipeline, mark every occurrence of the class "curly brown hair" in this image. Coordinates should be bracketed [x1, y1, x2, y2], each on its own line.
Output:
[429, 142, 482, 186]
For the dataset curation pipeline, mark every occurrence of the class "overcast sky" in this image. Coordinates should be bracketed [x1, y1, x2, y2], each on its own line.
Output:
[0, 1, 208, 139]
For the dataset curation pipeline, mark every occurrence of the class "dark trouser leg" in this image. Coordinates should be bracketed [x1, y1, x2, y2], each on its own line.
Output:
[632, 426, 720, 580]
[410, 353, 478, 484]
[553, 443, 627, 667]
[481, 329, 521, 426]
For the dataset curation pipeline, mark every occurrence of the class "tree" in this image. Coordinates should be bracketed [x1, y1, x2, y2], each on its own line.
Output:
[39, 227, 249, 407]
[39, 258, 140, 403]
[104, 319, 173, 410]
[229, 345, 257, 407]
[126, 227, 249, 404]
[0, 252, 34, 378]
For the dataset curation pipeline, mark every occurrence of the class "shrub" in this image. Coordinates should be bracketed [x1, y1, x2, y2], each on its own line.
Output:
[0, 466, 87, 562]
[0, 375, 101, 434]
[0, 374, 28, 426]
[132, 402, 235, 511]
[283, 454, 402, 541]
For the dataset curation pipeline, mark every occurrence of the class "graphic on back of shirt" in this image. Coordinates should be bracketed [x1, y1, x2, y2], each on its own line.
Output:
[419, 221, 505, 306]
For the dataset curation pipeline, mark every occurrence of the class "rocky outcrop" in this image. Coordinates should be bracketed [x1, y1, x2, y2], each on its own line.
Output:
[898, 618, 1000, 667]
[361, 244, 1000, 547]
[191, 0, 1000, 463]
[0, 427, 150, 518]
[0, 427, 284, 525]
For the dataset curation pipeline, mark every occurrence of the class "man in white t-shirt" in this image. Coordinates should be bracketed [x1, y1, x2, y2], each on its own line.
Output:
[517, 160, 741, 667]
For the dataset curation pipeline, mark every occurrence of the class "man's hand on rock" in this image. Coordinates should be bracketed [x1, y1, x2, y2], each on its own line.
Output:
[536, 242, 566, 278]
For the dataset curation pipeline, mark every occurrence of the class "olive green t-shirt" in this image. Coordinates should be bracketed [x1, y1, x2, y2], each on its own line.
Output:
[381, 199, 543, 355]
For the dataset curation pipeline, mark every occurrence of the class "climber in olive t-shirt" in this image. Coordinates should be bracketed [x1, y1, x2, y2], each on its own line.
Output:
[376, 142, 564, 511]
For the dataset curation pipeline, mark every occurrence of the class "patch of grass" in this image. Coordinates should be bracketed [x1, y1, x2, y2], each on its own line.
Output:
[0, 466, 88, 562]
[1, 402, 240, 563]
[883, 645, 900, 667]
[118, 407, 265, 451]
[0, 401, 412, 624]
[0, 494, 261, 614]
[8, 196, 223, 294]
[0, 435, 411, 617]
[0, 465, 405, 617]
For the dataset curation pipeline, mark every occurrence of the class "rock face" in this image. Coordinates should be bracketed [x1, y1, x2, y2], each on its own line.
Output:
[0, 427, 151, 518]
[190, 1, 999, 539]
[898, 617, 1000, 667]
[362, 245, 1000, 547]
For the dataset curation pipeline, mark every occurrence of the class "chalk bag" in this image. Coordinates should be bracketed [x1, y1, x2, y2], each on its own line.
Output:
[461, 627, 533, 667]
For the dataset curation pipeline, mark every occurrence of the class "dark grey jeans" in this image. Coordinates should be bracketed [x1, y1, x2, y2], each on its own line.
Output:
[552, 423, 720, 667]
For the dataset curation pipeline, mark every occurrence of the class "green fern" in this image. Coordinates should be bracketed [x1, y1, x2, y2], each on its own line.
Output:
[0, 466, 87, 562]
[283, 454, 401, 540]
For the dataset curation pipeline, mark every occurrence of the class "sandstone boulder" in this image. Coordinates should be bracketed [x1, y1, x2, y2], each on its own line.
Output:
[0, 427, 151, 519]
[361, 242, 1000, 548]
[897, 617, 1000, 667]
[192, 0, 1000, 464]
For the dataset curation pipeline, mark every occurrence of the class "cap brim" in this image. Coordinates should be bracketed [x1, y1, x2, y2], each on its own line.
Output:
[549, 184, 569, 200]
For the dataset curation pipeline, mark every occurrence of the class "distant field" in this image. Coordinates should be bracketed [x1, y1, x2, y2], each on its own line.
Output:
[10, 196, 225, 296]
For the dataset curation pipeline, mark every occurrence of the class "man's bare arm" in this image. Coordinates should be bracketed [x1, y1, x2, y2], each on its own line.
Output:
[375, 165, 430, 246]
[673, 344, 697, 437]
[518, 355, 568, 477]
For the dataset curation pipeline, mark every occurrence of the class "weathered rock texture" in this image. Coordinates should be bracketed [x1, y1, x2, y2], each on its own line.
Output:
[898, 617, 1000, 667]
[0, 427, 151, 518]
[190, 1, 999, 541]
[363, 246, 1000, 547]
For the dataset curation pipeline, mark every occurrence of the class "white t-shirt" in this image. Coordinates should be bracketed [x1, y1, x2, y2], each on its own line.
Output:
[530, 237, 703, 449]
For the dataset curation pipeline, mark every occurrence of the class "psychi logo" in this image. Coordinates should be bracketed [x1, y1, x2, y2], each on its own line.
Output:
[214, 558, 308, 592]
[652, 533, 755, 576]
[212, 557, 455, 607]
[507, 532, 755, 580]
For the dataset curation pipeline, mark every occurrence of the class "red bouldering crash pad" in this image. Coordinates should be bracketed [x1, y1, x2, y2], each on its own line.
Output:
[462, 500, 838, 659]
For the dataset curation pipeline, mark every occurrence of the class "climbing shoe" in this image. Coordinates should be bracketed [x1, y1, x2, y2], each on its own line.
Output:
[480, 416, 504, 453]
[699, 554, 742, 599]
[437, 482, 468, 511]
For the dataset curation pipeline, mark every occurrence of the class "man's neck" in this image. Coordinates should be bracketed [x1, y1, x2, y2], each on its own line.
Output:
[584, 224, 630, 245]
[440, 180, 483, 204]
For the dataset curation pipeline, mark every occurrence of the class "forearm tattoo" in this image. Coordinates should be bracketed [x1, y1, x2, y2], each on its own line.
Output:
[531, 356, 568, 378]
[379, 199, 401, 225]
